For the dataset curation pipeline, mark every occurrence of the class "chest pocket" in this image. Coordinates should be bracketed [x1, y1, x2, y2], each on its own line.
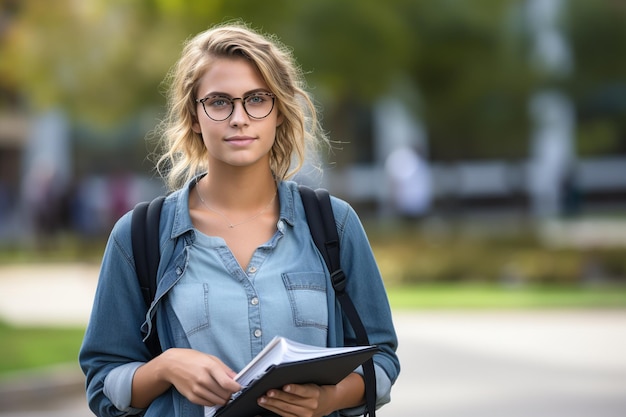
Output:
[169, 282, 211, 344]
[282, 272, 328, 330]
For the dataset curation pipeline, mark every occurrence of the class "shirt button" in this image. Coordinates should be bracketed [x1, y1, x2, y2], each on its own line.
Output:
[251, 297, 259, 306]
[254, 329, 262, 338]
[248, 266, 257, 274]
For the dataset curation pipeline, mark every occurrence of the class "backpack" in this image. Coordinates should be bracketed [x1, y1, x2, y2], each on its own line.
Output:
[131, 185, 377, 416]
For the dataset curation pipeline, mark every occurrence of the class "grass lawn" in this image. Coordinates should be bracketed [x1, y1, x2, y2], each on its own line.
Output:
[386, 284, 626, 309]
[0, 321, 85, 375]
[1, 285, 625, 376]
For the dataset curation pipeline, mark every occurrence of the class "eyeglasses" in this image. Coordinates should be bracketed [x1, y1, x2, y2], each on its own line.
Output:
[196, 92, 276, 121]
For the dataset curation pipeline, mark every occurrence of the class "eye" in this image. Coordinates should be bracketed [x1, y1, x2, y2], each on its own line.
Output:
[207, 96, 231, 108]
[245, 93, 269, 106]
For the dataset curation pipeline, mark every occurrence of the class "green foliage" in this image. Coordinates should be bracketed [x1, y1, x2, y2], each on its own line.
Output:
[576, 119, 621, 156]
[1, 0, 624, 158]
[566, 1, 626, 89]
[0, 235, 104, 265]
[564, 1, 626, 155]
[281, 0, 415, 101]
[369, 223, 626, 286]
[405, 0, 533, 160]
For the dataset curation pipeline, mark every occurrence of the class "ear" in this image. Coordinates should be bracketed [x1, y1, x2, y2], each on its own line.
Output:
[192, 118, 202, 134]
[276, 112, 285, 127]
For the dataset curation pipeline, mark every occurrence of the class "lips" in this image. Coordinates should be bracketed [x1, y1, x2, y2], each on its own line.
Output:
[225, 136, 256, 146]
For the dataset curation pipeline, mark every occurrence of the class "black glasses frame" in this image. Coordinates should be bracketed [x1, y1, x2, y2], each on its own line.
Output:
[196, 92, 276, 122]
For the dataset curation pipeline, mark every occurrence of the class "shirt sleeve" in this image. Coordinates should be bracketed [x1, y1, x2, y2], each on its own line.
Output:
[338, 363, 393, 416]
[79, 212, 157, 417]
[103, 362, 145, 413]
[332, 199, 401, 412]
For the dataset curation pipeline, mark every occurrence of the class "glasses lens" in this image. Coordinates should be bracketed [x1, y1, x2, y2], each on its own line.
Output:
[204, 96, 233, 121]
[243, 93, 275, 119]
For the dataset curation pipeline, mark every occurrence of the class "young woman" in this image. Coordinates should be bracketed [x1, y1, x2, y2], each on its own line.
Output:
[80, 23, 399, 417]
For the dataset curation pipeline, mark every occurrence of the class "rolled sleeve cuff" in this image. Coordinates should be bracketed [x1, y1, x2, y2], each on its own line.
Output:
[103, 362, 145, 414]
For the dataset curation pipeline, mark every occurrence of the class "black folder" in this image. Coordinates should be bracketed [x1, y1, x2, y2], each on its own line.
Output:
[213, 345, 378, 417]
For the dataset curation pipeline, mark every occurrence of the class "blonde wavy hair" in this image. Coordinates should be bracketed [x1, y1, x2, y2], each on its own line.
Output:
[153, 22, 327, 191]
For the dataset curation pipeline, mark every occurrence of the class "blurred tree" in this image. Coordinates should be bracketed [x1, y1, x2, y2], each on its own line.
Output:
[0, 0, 411, 123]
[1, 0, 177, 125]
[401, 0, 535, 161]
[272, 0, 416, 165]
[565, 0, 626, 156]
[0, 0, 623, 159]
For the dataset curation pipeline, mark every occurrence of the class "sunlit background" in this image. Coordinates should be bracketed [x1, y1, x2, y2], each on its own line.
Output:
[0, 0, 625, 416]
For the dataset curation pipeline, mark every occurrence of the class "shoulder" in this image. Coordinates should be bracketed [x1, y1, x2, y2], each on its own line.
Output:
[282, 180, 351, 211]
[108, 187, 184, 242]
[282, 180, 358, 231]
[108, 207, 133, 246]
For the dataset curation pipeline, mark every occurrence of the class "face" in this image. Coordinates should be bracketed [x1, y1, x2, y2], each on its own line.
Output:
[192, 57, 283, 172]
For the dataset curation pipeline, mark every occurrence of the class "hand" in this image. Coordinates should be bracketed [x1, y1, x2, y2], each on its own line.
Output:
[132, 348, 242, 408]
[256, 372, 366, 417]
[257, 383, 334, 417]
[162, 348, 242, 407]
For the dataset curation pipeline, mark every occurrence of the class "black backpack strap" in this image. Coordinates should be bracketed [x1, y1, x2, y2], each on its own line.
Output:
[131, 195, 166, 357]
[298, 185, 377, 417]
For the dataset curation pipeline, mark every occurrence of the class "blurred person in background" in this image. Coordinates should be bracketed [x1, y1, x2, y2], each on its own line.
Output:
[385, 145, 432, 220]
[80, 22, 399, 417]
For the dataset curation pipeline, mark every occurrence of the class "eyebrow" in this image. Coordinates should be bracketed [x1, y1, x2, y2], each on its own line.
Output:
[200, 88, 270, 98]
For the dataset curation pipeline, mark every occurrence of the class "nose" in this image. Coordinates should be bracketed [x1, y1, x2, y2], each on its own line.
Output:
[229, 98, 249, 126]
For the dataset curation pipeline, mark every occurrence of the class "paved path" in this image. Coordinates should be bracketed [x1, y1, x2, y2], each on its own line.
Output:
[381, 311, 626, 417]
[0, 263, 99, 327]
[1, 265, 626, 416]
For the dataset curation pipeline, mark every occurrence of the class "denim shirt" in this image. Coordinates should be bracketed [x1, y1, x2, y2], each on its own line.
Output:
[79, 177, 400, 417]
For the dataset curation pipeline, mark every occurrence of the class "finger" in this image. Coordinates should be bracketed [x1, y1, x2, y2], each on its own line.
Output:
[264, 387, 302, 403]
[282, 384, 312, 397]
[258, 388, 317, 416]
[257, 395, 304, 417]
[186, 385, 231, 407]
[209, 368, 242, 393]
[272, 384, 319, 403]
[185, 374, 239, 406]
[204, 373, 241, 401]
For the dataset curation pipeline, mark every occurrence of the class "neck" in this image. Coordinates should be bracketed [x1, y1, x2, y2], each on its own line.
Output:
[200, 166, 277, 210]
